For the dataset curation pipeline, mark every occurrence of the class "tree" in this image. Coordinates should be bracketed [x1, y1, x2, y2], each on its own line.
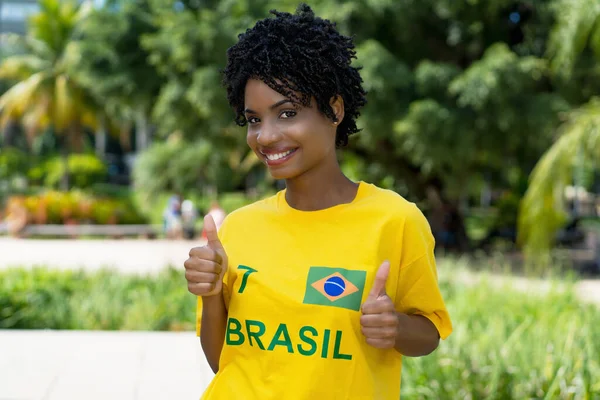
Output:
[0, 0, 99, 190]
[518, 0, 600, 255]
[73, 0, 163, 155]
[322, 0, 566, 251]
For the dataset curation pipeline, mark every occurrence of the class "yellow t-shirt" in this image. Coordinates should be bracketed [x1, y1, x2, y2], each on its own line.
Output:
[196, 181, 452, 400]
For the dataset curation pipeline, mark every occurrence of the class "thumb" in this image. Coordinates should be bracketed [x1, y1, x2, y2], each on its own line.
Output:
[368, 260, 390, 299]
[204, 214, 223, 250]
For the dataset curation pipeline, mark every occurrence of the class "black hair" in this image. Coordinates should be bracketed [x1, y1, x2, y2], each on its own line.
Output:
[222, 3, 367, 148]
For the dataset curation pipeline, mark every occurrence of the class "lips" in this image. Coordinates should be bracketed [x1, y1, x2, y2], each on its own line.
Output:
[260, 148, 298, 166]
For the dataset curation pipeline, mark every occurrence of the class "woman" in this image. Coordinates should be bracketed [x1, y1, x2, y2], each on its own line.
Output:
[184, 4, 452, 399]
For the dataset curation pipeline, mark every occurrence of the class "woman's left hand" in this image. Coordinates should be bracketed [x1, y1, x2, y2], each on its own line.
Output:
[360, 261, 399, 349]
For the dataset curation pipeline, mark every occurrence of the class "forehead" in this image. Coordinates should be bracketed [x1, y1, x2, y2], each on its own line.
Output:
[244, 79, 287, 106]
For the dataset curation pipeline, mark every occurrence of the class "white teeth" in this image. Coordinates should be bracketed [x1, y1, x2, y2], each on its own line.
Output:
[266, 149, 293, 161]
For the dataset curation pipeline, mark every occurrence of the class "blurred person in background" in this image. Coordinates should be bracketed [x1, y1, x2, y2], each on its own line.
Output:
[182, 199, 199, 240]
[184, 4, 452, 400]
[163, 194, 183, 239]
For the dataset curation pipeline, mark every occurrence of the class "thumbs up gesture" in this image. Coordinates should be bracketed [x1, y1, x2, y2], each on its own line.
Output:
[360, 261, 399, 349]
[184, 215, 228, 297]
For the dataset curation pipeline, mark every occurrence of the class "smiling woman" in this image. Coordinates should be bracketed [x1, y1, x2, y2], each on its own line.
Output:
[183, 4, 453, 400]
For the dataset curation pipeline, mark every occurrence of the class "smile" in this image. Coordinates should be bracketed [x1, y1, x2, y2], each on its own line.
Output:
[261, 148, 298, 166]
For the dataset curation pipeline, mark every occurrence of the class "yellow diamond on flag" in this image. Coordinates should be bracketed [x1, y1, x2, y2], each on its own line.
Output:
[311, 272, 359, 302]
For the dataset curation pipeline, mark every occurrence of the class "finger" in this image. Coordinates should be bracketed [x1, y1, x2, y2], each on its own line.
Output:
[361, 297, 395, 315]
[185, 270, 219, 284]
[187, 281, 215, 295]
[188, 247, 223, 265]
[184, 257, 222, 273]
[360, 313, 399, 328]
[204, 215, 223, 251]
[365, 338, 395, 349]
[368, 260, 390, 298]
[361, 326, 398, 339]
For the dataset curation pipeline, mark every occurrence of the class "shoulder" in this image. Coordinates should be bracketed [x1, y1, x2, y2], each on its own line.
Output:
[220, 192, 280, 228]
[361, 182, 427, 224]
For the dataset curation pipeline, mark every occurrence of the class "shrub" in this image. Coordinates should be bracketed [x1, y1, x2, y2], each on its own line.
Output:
[9, 190, 147, 225]
[42, 154, 108, 189]
[0, 148, 29, 180]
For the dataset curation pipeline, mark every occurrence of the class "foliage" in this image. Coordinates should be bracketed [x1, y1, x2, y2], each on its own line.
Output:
[402, 271, 600, 399]
[126, 0, 571, 248]
[0, 0, 103, 190]
[0, 267, 194, 331]
[0, 261, 598, 398]
[7, 190, 147, 225]
[72, 0, 163, 151]
[4, 0, 599, 252]
[35, 153, 108, 189]
[132, 135, 259, 206]
[0, 147, 29, 180]
[0, 0, 98, 145]
[519, 0, 600, 254]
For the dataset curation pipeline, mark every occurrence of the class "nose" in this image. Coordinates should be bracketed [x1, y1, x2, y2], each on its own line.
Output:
[256, 121, 281, 147]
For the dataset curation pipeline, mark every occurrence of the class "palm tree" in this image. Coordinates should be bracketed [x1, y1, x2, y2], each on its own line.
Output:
[518, 0, 600, 255]
[0, 0, 99, 190]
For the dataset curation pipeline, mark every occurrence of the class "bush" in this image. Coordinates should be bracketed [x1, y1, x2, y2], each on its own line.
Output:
[0, 148, 29, 180]
[10, 190, 147, 225]
[0, 267, 195, 331]
[401, 276, 600, 399]
[41, 154, 108, 189]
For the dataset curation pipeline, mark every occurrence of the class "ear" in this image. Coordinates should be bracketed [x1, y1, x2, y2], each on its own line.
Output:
[329, 95, 345, 125]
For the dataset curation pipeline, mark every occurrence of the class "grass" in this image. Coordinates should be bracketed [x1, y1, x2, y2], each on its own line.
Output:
[0, 267, 195, 331]
[0, 262, 598, 399]
[401, 261, 600, 399]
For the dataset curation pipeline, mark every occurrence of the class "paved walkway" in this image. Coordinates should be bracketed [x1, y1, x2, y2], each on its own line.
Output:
[0, 238, 198, 273]
[0, 330, 213, 400]
[0, 238, 212, 400]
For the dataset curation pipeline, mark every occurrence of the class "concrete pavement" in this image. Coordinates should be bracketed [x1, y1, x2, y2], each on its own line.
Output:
[0, 238, 213, 400]
[0, 238, 200, 273]
[0, 330, 213, 400]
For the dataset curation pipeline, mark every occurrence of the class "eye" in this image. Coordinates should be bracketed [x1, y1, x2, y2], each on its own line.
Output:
[280, 110, 297, 119]
[247, 116, 260, 124]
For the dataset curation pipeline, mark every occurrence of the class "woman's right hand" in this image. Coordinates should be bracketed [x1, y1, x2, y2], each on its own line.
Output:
[184, 215, 228, 297]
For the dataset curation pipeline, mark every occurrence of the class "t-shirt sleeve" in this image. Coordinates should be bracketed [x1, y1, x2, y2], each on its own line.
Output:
[195, 217, 232, 337]
[394, 204, 452, 340]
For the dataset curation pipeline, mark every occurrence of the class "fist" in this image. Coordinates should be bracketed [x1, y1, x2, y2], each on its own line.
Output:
[184, 215, 228, 297]
[360, 261, 399, 349]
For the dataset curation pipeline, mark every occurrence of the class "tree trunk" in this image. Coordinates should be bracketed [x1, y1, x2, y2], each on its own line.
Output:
[426, 184, 470, 253]
[60, 142, 70, 191]
[95, 114, 107, 158]
[135, 107, 150, 151]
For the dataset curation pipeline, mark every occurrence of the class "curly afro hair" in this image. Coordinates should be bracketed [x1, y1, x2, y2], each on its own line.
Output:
[222, 3, 367, 148]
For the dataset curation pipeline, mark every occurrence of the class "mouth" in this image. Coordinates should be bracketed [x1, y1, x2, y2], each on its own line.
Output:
[261, 148, 298, 166]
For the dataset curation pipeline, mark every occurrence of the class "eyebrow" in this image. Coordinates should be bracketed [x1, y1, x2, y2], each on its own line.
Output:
[244, 99, 294, 114]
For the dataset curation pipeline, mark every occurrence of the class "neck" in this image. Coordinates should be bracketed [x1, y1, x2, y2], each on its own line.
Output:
[284, 157, 359, 211]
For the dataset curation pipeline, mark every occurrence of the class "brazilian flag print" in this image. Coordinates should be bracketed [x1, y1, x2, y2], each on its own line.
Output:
[302, 267, 366, 311]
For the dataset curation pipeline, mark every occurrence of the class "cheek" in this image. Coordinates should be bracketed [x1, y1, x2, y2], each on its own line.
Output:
[246, 129, 256, 148]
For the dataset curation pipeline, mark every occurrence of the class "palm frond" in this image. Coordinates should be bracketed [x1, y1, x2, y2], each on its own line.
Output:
[0, 72, 47, 123]
[518, 98, 600, 253]
[0, 55, 50, 80]
[547, 0, 600, 77]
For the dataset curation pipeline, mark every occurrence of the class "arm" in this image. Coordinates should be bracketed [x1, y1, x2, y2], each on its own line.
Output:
[360, 266, 442, 357]
[394, 313, 440, 357]
[200, 294, 228, 373]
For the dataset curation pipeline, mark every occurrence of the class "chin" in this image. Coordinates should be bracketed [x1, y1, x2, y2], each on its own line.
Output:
[267, 167, 302, 181]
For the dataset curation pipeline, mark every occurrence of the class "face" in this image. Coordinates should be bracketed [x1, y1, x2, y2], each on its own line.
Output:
[244, 79, 343, 181]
